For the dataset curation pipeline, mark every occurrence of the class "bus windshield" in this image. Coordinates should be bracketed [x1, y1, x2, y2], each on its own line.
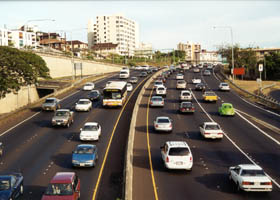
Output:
[103, 90, 122, 99]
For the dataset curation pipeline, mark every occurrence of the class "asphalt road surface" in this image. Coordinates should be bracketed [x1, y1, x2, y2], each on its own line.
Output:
[132, 67, 280, 200]
[0, 70, 152, 200]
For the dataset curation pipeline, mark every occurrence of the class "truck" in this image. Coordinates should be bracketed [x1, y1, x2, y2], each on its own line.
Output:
[52, 109, 74, 128]
[203, 91, 218, 102]
[199, 122, 223, 139]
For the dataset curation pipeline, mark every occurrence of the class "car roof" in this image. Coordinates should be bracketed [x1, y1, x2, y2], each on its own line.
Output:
[78, 99, 91, 101]
[152, 96, 163, 99]
[238, 164, 263, 170]
[85, 82, 94, 85]
[181, 90, 191, 93]
[84, 122, 98, 126]
[90, 90, 99, 93]
[166, 141, 189, 148]
[222, 103, 233, 106]
[56, 109, 70, 112]
[46, 97, 57, 100]
[156, 116, 170, 120]
[50, 172, 75, 184]
[204, 122, 218, 125]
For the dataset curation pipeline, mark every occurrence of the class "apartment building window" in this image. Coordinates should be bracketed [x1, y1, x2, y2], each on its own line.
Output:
[116, 21, 119, 23]
[104, 16, 106, 20]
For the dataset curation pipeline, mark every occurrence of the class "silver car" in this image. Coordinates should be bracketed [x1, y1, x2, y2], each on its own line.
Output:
[42, 98, 61, 111]
[154, 116, 173, 132]
[150, 96, 164, 107]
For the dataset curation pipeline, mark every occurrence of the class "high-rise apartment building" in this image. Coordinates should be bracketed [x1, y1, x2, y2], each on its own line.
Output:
[177, 42, 201, 63]
[88, 13, 139, 56]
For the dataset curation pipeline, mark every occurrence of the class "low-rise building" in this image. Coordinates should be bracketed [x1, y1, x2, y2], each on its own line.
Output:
[0, 28, 36, 48]
[177, 42, 201, 63]
[200, 50, 219, 63]
[134, 42, 153, 59]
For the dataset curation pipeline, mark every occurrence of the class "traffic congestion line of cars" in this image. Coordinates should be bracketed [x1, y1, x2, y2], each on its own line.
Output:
[146, 64, 273, 193]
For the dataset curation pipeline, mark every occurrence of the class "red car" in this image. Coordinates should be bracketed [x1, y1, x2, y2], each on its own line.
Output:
[41, 172, 80, 200]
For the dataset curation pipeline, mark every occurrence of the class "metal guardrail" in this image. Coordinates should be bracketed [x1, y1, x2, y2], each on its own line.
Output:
[215, 66, 280, 109]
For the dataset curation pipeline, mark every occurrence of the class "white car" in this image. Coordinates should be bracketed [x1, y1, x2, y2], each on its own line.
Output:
[154, 80, 164, 88]
[180, 90, 192, 101]
[160, 141, 193, 170]
[176, 80, 187, 89]
[193, 68, 200, 73]
[129, 77, 138, 84]
[192, 78, 201, 84]
[199, 122, 223, 139]
[156, 86, 167, 97]
[150, 96, 164, 107]
[176, 73, 184, 80]
[229, 164, 272, 192]
[83, 82, 95, 91]
[127, 83, 133, 91]
[75, 99, 92, 111]
[79, 122, 101, 141]
[219, 82, 230, 91]
[154, 116, 172, 132]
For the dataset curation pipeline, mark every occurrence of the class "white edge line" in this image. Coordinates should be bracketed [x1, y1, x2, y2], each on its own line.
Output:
[212, 67, 280, 118]
[0, 73, 117, 138]
[191, 89, 280, 189]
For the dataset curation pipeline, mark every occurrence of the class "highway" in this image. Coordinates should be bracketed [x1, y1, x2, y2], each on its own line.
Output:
[0, 70, 151, 200]
[132, 67, 280, 200]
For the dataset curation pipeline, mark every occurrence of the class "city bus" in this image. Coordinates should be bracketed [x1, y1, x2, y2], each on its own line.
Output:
[103, 81, 128, 107]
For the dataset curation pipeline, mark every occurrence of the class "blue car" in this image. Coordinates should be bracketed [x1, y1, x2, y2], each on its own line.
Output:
[72, 144, 98, 167]
[0, 173, 24, 199]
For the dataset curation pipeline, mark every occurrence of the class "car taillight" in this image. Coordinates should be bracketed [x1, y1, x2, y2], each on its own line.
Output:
[204, 132, 210, 135]
[169, 124, 172, 128]
[155, 125, 158, 128]
[218, 132, 223, 135]
[166, 156, 169, 163]
[192, 108, 195, 110]
[242, 181, 254, 185]
[150, 101, 152, 104]
[261, 182, 272, 185]
[190, 156, 192, 161]
[161, 101, 164, 104]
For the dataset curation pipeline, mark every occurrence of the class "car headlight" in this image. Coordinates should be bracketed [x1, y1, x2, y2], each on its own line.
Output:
[52, 119, 56, 123]
[72, 160, 79, 163]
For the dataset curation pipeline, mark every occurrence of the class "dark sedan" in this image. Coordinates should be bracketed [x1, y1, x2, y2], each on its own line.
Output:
[179, 102, 195, 113]
[139, 72, 148, 77]
[0, 173, 24, 199]
[87, 90, 100, 101]
[195, 83, 206, 91]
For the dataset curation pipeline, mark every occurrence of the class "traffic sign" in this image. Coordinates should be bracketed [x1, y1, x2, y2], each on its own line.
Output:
[259, 64, 263, 72]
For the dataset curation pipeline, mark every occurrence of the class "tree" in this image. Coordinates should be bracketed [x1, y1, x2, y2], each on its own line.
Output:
[264, 52, 280, 80]
[218, 45, 257, 79]
[0, 46, 50, 98]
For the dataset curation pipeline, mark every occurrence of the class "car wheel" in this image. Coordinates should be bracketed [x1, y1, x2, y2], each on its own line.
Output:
[236, 182, 241, 192]
[67, 122, 70, 128]
[20, 184, 24, 194]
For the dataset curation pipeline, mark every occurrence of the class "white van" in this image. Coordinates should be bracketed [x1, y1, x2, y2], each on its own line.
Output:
[119, 69, 130, 79]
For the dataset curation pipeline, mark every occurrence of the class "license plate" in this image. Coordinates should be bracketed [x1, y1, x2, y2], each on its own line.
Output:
[176, 161, 183, 165]
[80, 163, 85, 166]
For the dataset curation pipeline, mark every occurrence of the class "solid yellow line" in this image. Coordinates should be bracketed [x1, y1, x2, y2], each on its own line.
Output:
[146, 86, 159, 200]
[92, 76, 151, 200]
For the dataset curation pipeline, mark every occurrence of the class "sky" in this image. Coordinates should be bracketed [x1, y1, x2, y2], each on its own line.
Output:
[1, 0, 280, 51]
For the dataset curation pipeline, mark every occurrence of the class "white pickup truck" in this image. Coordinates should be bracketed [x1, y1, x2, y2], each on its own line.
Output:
[199, 122, 223, 139]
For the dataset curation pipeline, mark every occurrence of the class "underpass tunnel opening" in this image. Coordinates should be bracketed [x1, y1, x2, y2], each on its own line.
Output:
[37, 88, 55, 98]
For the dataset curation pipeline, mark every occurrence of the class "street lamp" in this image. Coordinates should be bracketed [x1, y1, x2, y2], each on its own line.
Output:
[24, 19, 55, 49]
[213, 26, 235, 81]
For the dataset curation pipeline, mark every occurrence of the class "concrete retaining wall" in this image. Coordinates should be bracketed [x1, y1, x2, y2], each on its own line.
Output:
[0, 85, 39, 114]
[38, 54, 122, 78]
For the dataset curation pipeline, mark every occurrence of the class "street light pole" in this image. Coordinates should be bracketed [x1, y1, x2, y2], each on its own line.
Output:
[213, 26, 235, 81]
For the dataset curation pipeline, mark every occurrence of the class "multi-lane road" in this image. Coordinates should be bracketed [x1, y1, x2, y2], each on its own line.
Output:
[0, 70, 152, 200]
[1, 66, 280, 200]
[133, 67, 280, 200]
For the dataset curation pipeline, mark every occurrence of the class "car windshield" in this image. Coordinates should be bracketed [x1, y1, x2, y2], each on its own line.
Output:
[0, 179, 10, 191]
[205, 124, 220, 130]
[74, 147, 94, 154]
[152, 97, 162, 101]
[158, 88, 165, 91]
[206, 92, 215, 96]
[78, 100, 89, 105]
[223, 105, 232, 109]
[181, 103, 192, 108]
[155, 82, 162, 85]
[169, 148, 190, 156]
[55, 111, 68, 116]
[157, 118, 170, 123]
[85, 83, 93, 86]
[45, 183, 73, 195]
[221, 83, 228, 86]
[178, 81, 185, 84]
[90, 92, 99, 97]
[83, 125, 98, 131]
[120, 71, 128, 74]
[241, 169, 266, 177]
[182, 92, 190, 96]
[45, 99, 55, 104]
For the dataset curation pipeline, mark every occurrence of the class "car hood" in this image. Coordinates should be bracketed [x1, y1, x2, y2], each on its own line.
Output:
[41, 195, 75, 200]
[0, 190, 12, 199]
[72, 153, 95, 161]
[80, 130, 98, 136]
[52, 116, 67, 120]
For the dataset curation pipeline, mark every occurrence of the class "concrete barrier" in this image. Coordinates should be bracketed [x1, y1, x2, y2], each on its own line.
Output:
[124, 69, 164, 200]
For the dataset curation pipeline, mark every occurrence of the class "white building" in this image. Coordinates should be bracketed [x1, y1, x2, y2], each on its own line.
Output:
[88, 13, 139, 56]
[0, 28, 36, 49]
[134, 42, 153, 59]
[177, 41, 201, 63]
[200, 50, 219, 62]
